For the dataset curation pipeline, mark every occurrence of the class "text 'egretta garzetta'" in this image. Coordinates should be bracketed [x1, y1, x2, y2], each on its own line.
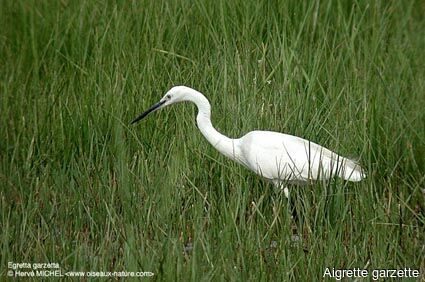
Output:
[131, 86, 365, 194]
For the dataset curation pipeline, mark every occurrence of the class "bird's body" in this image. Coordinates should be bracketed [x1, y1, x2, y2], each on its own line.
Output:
[132, 86, 365, 188]
[237, 131, 364, 183]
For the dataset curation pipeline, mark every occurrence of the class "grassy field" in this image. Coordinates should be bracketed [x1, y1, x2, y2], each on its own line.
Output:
[1, 0, 424, 280]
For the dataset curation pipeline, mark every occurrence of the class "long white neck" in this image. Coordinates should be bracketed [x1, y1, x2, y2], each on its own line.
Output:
[184, 89, 242, 163]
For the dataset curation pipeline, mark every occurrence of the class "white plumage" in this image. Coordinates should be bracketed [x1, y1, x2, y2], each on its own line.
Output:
[131, 86, 365, 189]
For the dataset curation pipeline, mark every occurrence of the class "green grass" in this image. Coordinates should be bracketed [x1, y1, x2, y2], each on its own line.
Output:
[1, 0, 424, 280]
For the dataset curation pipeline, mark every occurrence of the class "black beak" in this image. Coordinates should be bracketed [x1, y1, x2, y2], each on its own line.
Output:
[131, 100, 166, 124]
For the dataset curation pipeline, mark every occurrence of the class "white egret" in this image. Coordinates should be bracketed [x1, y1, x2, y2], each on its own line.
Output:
[131, 86, 365, 194]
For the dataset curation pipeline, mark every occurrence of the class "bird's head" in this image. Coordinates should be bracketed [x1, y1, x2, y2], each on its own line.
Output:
[131, 86, 190, 124]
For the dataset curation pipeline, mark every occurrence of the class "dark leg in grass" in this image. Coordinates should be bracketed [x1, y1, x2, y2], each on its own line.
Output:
[289, 194, 298, 223]
[289, 192, 301, 242]
[281, 186, 300, 241]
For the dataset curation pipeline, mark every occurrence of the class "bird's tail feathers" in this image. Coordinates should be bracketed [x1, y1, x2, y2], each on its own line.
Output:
[338, 157, 365, 182]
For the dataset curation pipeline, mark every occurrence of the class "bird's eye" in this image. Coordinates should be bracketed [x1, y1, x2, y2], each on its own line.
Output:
[166, 94, 171, 100]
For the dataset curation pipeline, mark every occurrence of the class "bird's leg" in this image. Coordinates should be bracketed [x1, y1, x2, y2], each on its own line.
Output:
[278, 184, 297, 221]
[277, 183, 300, 241]
[288, 190, 300, 242]
[282, 186, 290, 199]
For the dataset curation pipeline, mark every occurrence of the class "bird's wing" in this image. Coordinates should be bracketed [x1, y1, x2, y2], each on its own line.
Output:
[239, 131, 364, 181]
